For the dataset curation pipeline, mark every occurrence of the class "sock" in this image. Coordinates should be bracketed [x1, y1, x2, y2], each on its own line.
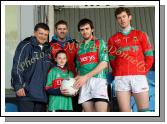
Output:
[138, 108, 150, 112]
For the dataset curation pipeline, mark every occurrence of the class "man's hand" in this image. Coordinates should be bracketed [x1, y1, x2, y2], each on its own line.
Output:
[74, 62, 108, 89]
[16, 88, 26, 97]
[72, 91, 78, 97]
[61, 89, 78, 97]
[74, 75, 89, 89]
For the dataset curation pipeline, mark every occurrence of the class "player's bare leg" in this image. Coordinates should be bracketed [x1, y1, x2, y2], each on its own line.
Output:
[116, 91, 131, 112]
[133, 91, 149, 112]
[82, 101, 95, 112]
[95, 101, 108, 112]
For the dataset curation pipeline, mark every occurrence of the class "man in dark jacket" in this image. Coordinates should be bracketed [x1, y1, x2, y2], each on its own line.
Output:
[11, 23, 52, 112]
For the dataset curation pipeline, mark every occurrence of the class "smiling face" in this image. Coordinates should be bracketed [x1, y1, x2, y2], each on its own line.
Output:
[34, 28, 49, 44]
[55, 52, 67, 67]
[55, 24, 68, 41]
[116, 11, 132, 29]
[79, 23, 93, 40]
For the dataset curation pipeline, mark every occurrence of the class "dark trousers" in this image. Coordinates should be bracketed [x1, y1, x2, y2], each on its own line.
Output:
[18, 100, 46, 112]
[72, 94, 82, 112]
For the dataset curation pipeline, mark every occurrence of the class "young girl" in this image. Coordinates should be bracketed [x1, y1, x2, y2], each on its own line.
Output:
[45, 50, 74, 112]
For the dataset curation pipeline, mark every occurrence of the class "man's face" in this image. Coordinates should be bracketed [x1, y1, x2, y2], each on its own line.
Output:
[116, 11, 132, 29]
[34, 28, 49, 44]
[79, 23, 93, 40]
[55, 24, 68, 40]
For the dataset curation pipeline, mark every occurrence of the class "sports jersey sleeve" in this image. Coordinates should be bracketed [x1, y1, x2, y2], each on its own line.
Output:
[73, 42, 79, 76]
[68, 71, 74, 78]
[76, 59, 80, 72]
[75, 47, 80, 73]
[98, 39, 109, 62]
[108, 37, 116, 71]
[45, 69, 61, 96]
[140, 32, 154, 73]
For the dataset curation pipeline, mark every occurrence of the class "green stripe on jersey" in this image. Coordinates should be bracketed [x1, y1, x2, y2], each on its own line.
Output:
[109, 55, 116, 60]
[144, 50, 153, 56]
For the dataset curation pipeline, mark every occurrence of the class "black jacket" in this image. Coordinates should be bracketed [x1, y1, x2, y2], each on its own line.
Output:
[11, 36, 53, 103]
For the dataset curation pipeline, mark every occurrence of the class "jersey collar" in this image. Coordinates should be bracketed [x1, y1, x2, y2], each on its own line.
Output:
[120, 27, 135, 35]
[55, 65, 67, 72]
[82, 36, 95, 44]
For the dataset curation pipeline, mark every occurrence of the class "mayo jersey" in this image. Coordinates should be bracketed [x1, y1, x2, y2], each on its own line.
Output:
[45, 66, 73, 111]
[108, 28, 154, 76]
[76, 37, 109, 79]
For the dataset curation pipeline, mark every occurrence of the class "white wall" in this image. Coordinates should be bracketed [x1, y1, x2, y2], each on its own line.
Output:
[5, 5, 35, 89]
[20, 5, 35, 41]
[5, 5, 20, 89]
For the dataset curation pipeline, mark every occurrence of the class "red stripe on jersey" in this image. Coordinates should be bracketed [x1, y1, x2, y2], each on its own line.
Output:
[45, 86, 52, 90]
[52, 78, 64, 88]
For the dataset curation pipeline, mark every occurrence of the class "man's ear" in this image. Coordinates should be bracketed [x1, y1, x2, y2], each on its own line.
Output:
[78, 32, 82, 38]
[92, 29, 94, 33]
[34, 31, 36, 36]
[129, 15, 132, 21]
[54, 29, 57, 33]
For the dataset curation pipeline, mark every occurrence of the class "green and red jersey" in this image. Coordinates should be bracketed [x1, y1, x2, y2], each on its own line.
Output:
[45, 66, 73, 111]
[108, 28, 154, 76]
[76, 37, 109, 79]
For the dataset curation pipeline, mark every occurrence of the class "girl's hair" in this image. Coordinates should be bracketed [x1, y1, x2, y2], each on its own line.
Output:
[55, 50, 67, 58]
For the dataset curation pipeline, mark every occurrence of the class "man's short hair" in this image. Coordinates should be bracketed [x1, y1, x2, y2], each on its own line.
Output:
[77, 18, 94, 31]
[34, 23, 50, 31]
[115, 7, 131, 18]
[54, 20, 68, 29]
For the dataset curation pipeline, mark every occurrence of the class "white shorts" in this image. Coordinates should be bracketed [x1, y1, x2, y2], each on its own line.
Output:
[78, 77, 109, 104]
[115, 75, 149, 93]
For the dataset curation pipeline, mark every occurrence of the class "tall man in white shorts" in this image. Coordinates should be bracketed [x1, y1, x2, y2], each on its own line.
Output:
[74, 18, 109, 112]
[108, 7, 154, 112]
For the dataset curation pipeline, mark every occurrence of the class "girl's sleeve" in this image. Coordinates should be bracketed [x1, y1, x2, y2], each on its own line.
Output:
[45, 69, 61, 96]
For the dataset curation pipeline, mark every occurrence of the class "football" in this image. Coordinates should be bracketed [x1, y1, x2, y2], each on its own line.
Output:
[61, 78, 79, 96]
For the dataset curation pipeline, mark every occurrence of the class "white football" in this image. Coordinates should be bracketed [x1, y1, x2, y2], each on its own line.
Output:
[61, 78, 78, 96]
